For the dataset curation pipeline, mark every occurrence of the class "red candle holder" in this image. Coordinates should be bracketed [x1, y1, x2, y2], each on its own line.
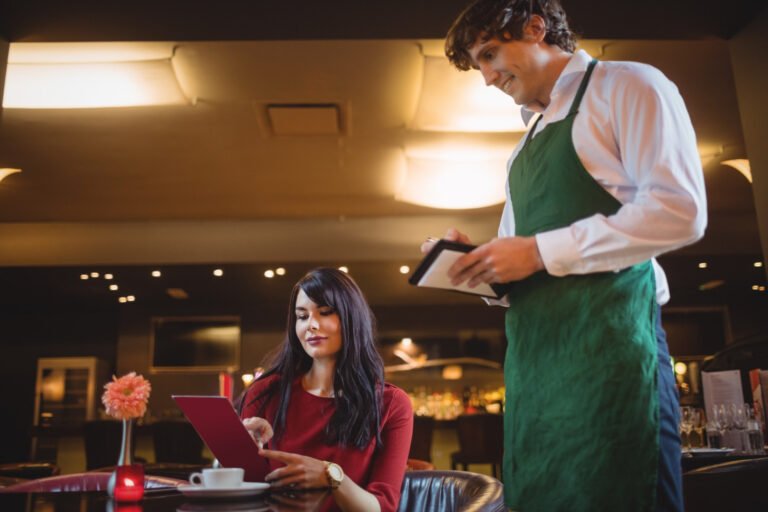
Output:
[113, 464, 145, 502]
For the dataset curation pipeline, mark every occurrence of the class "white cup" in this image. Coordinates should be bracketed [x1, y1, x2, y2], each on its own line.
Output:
[189, 468, 244, 488]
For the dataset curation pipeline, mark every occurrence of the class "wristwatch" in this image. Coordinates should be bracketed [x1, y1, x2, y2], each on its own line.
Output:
[324, 461, 344, 489]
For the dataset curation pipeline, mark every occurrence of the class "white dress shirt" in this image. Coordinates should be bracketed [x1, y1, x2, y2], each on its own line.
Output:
[499, 50, 707, 304]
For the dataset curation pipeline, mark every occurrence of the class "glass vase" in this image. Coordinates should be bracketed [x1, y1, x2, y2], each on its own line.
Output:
[107, 419, 144, 501]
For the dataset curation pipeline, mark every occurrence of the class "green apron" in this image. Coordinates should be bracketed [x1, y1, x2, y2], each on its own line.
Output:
[503, 59, 659, 511]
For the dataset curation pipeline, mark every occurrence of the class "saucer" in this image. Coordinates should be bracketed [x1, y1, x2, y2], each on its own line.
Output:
[178, 482, 270, 498]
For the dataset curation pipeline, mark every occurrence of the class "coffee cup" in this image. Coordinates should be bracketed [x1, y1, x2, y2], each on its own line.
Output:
[189, 467, 244, 488]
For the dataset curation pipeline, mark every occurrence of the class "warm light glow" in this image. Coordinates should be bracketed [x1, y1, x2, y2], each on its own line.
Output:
[698, 280, 724, 291]
[4, 42, 189, 109]
[698, 262, 708, 269]
[755, 262, 764, 268]
[338, 266, 349, 273]
[90, 272, 100, 278]
[276, 267, 286, 276]
[442, 365, 463, 380]
[109, 284, 119, 291]
[399, 265, 410, 274]
[721, 159, 752, 183]
[264, 269, 275, 278]
[0, 168, 22, 184]
[127, 295, 136, 302]
[213, 269, 224, 277]
[119, 297, 128, 303]
[411, 56, 526, 132]
[753, 285, 760, 291]
[674, 362, 688, 376]
[241, 373, 255, 386]
[104, 273, 113, 280]
[397, 153, 507, 209]
[151, 270, 162, 277]
[80, 274, 89, 280]
[401, 337, 413, 347]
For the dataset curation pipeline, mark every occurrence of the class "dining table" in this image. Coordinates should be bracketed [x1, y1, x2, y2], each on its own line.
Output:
[0, 488, 334, 512]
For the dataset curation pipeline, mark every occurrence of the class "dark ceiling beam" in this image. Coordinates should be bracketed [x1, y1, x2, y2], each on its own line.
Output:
[0, 1, 765, 43]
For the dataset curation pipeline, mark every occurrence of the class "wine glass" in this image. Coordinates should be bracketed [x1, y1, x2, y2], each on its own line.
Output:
[680, 406, 694, 450]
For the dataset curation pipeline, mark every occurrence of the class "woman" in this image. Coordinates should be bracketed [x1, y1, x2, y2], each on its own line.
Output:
[240, 267, 413, 512]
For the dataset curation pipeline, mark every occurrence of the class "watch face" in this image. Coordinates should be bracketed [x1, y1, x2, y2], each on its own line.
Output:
[328, 463, 343, 481]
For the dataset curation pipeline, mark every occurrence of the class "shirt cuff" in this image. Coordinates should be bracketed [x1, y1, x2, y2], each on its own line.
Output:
[535, 227, 581, 276]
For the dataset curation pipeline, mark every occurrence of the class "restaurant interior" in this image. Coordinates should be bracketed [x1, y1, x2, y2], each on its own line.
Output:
[0, 0, 767, 509]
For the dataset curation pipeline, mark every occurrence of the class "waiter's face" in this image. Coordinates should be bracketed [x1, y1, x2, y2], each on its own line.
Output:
[468, 18, 548, 110]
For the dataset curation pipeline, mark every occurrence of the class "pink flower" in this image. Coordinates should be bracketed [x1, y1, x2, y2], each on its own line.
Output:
[102, 372, 152, 420]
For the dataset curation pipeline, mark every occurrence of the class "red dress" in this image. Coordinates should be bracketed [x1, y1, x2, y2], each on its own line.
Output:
[240, 375, 413, 512]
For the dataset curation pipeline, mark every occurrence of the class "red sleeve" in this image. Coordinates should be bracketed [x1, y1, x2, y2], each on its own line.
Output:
[365, 385, 414, 512]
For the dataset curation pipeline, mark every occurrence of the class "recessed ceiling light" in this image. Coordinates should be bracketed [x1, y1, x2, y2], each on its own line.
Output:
[109, 284, 118, 291]
[118, 297, 127, 303]
[151, 270, 162, 277]
[697, 262, 708, 269]
[275, 267, 286, 276]
[104, 273, 113, 280]
[401, 337, 413, 347]
[338, 266, 348, 273]
[264, 270, 275, 278]
[80, 274, 89, 280]
[752, 285, 760, 291]
[399, 265, 410, 274]
[213, 269, 224, 277]
[755, 262, 764, 268]
[127, 295, 135, 302]
[90, 272, 100, 278]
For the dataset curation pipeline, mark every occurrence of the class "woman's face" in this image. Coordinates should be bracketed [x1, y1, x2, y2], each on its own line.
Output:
[294, 288, 343, 361]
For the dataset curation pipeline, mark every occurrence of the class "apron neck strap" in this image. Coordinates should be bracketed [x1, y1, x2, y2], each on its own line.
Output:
[567, 58, 598, 116]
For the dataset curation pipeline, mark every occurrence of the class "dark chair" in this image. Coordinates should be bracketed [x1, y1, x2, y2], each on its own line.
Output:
[409, 415, 435, 462]
[83, 420, 131, 471]
[151, 420, 206, 464]
[683, 457, 768, 512]
[450, 414, 503, 478]
[0, 462, 59, 480]
[0, 472, 186, 493]
[397, 470, 505, 512]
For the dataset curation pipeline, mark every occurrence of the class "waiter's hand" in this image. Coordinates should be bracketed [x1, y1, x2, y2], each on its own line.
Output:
[420, 227, 472, 254]
[448, 236, 544, 286]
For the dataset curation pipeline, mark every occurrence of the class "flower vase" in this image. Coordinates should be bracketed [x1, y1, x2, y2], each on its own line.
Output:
[108, 419, 144, 501]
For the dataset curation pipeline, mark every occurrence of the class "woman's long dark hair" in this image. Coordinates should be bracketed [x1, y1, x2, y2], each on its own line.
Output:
[247, 267, 385, 450]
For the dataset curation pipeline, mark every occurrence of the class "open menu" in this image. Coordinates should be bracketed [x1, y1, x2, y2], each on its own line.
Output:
[408, 239, 512, 299]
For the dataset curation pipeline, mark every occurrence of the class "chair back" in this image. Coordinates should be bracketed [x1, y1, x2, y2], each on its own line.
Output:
[456, 414, 503, 463]
[398, 470, 505, 512]
[0, 472, 185, 493]
[683, 457, 768, 511]
[152, 420, 205, 464]
[409, 415, 435, 462]
[83, 420, 128, 471]
[0, 462, 59, 480]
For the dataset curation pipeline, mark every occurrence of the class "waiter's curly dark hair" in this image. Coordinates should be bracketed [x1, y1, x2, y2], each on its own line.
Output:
[446, 0, 577, 71]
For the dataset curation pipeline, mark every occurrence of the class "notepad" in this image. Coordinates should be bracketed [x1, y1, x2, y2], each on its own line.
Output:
[408, 239, 512, 299]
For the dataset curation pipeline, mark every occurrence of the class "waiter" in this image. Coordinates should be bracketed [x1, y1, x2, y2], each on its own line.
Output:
[423, 0, 707, 510]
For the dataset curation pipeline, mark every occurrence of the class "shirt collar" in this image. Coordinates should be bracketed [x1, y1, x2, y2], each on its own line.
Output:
[520, 49, 593, 124]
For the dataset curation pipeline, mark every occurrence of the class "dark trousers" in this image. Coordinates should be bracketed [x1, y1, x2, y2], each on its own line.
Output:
[655, 306, 684, 511]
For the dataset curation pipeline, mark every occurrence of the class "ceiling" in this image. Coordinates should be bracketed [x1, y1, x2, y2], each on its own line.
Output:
[0, 0, 765, 311]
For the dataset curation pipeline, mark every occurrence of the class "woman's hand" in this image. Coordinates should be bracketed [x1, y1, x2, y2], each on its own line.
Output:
[259, 448, 329, 489]
[242, 416, 274, 449]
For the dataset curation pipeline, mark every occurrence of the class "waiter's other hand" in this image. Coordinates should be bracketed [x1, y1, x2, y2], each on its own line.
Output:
[420, 227, 472, 254]
[448, 236, 544, 287]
